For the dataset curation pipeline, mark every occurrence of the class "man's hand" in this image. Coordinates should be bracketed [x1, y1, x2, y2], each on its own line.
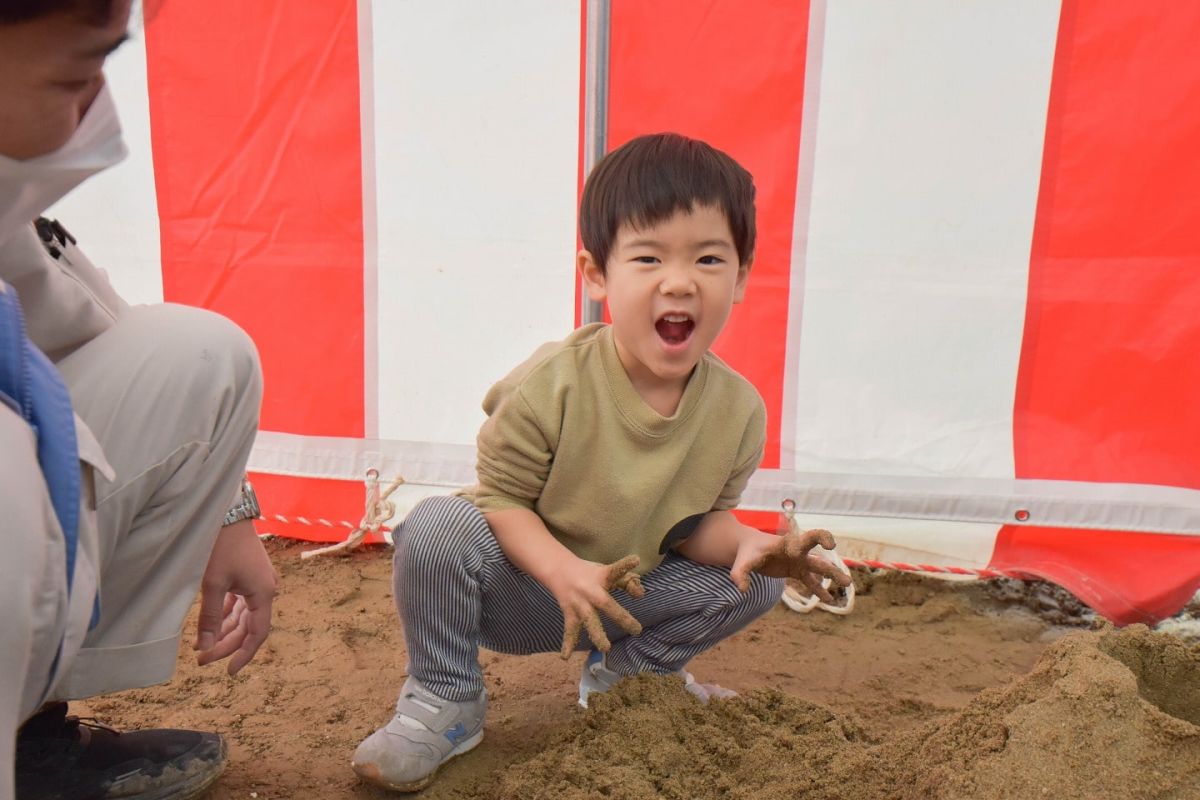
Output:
[192, 519, 277, 675]
[729, 527, 851, 602]
[543, 554, 645, 658]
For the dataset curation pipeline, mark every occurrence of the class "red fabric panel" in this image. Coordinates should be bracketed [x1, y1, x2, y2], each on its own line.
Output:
[607, 0, 811, 469]
[144, 0, 365, 438]
[992, 526, 1200, 626]
[1014, 1, 1200, 487]
[249, 473, 386, 545]
[1000, 0, 1200, 622]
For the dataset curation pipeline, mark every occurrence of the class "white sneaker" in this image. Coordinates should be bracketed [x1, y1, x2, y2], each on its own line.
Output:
[578, 649, 623, 707]
[352, 677, 486, 792]
[577, 650, 737, 708]
[680, 671, 738, 703]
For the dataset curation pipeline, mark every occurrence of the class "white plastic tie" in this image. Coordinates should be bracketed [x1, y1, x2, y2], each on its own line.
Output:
[778, 499, 856, 616]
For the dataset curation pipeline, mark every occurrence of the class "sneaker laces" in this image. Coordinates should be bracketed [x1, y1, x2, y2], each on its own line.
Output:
[71, 717, 121, 735]
[14, 705, 117, 773]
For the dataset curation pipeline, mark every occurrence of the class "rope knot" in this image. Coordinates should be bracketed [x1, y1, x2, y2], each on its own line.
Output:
[301, 469, 406, 560]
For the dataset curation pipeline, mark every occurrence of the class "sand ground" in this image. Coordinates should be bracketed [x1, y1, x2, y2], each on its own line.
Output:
[76, 539, 1196, 799]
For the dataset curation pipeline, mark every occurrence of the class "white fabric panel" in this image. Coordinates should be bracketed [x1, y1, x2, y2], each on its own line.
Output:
[371, 1, 580, 447]
[787, 514, 1001, 568]
[788, 0, 1060, 478]
[779, 0, 826, 465]
[250, 431, 475, 488]
[45, 27, 163, 305]
[744, 470, 1200, 536]
[358, 0, 380, 440]
[249, 430, 1200, 535]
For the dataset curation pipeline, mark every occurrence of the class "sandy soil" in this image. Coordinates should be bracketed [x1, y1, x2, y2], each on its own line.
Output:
[77, 540, 1198, 799]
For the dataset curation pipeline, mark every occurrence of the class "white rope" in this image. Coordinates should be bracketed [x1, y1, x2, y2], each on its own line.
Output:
[300, 469, 406, 560]
[778, 499, 856, 616]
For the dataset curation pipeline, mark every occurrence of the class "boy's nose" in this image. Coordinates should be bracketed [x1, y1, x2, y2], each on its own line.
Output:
[659, 264, 697, 295]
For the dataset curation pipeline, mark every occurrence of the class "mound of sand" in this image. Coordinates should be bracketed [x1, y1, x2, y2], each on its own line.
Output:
[482, 626, 1200, 800]
[893, 625, 1200, 799]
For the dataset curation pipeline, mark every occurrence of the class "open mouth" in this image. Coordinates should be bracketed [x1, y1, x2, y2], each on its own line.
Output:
[655, 313, 695, 346]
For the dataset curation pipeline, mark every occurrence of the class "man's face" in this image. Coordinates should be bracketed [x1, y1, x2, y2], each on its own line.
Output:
[580, 203, 751, 399]
[0, 1, 131, 160]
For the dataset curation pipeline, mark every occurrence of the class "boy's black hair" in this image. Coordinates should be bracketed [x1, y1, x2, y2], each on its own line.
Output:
[0, 0, 117, 24]
[579, 132, 756, 273]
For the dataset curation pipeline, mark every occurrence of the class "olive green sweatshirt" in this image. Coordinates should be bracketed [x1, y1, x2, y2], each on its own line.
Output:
[459, 323, 765, 573]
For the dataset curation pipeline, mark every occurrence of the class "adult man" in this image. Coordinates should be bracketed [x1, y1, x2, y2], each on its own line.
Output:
[1, 1, 277, 797]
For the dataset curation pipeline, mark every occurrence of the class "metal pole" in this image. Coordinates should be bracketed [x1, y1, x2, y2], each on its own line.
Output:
[581, 0, 610, 325]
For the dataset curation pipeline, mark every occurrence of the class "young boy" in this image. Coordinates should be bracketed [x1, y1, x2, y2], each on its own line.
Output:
[353, 133, 850, 793]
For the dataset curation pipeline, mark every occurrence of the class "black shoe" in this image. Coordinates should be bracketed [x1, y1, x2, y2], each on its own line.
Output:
[15, 703, 227, 800]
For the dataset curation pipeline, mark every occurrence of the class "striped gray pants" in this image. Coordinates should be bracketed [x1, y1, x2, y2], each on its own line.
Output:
[394, 495, 784, 701]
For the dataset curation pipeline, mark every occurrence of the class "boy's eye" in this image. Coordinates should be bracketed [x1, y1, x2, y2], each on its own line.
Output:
[698, 255, 725, 265]
[633, 256, 660, 264]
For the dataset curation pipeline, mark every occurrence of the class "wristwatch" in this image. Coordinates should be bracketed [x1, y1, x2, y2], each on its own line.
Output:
[222, 478, 261, 526]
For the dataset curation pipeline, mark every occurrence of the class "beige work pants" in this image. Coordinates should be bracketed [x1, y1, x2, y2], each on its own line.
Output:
[0, 302, 261, 800]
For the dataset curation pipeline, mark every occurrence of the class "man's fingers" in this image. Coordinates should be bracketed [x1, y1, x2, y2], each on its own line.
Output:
[197, 613, 247, 666]
[597, 597, 642, 638]
[218, 598, 246, 639]
[197, 591, 274, 673]
[228, 602, 272, 676]
[193, 583, 228, 653]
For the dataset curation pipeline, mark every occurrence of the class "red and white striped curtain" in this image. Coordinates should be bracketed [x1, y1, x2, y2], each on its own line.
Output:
[53, 0, 1200, 624]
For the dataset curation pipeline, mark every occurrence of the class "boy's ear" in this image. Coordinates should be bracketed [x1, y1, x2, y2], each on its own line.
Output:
[578, 249, 607, 302]
[732, 257, 753, 304]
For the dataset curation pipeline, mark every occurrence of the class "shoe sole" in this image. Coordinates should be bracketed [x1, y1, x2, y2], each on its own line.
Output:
[111, 736, 229, 800]
[351, 731, 483, 793]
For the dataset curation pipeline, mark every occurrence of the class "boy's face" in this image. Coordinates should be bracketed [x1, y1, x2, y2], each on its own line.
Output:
[0, 2, 131, 160]
[579, 204, 750, 398]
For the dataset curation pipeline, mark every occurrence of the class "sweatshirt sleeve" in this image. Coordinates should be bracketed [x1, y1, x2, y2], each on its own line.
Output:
[0, 221, 128, 363]
[472, 379, 555, 514]
[712, 394, 767, 511]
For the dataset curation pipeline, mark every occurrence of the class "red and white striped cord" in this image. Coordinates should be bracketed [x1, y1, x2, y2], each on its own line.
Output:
[273, 471, 407, 559]
[774, 501, 1027, 615]
[840, 558, 1023, 580]
[261, 514, 359, 532]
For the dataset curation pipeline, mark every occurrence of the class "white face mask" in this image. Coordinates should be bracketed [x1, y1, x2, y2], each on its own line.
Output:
[0, 84, 128, 244]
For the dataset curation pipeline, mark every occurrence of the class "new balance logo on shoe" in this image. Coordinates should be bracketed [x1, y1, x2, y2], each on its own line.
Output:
[444, 723, 468, 746]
